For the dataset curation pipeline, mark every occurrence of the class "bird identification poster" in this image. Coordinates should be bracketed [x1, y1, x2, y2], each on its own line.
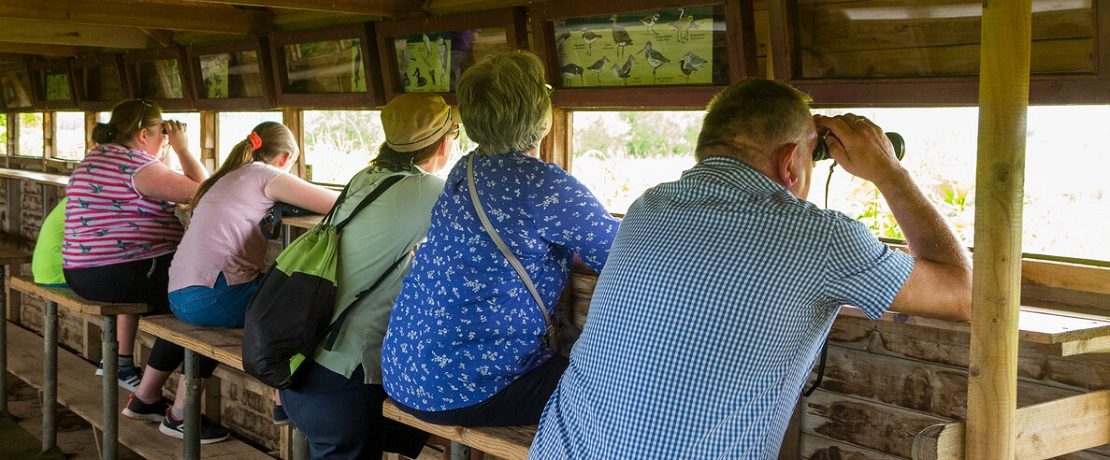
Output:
[398, 33, 452, 93]
[553, 7, 715, 88]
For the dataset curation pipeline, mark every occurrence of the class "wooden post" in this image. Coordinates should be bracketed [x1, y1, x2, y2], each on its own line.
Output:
[282, 109, 306, 179]
[85, 112, 98, 149]
[43, 111, 55, 166]
[200, 110, 218, 173]
[541, 107, 572, 171]
[966, 1, 1032, 459]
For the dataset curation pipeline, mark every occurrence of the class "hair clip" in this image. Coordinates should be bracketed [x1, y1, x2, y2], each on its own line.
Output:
[248, 131, 263, 151]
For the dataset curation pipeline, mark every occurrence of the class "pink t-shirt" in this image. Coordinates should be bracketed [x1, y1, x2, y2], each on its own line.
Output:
[168, 162, 283, 291]
[63, 144, 183, 269]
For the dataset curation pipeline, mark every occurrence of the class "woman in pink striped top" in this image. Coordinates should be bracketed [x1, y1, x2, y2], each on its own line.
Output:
[63, 99, 209, 391]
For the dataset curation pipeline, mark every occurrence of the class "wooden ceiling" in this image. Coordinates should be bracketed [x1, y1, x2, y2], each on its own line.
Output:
[0, 0, 538, 62]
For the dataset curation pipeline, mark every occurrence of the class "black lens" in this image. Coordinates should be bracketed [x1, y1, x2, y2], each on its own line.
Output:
[813, 132, 905, 162]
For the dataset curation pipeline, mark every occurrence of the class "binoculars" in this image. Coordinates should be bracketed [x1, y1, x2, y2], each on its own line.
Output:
[813, 132, 905, 162]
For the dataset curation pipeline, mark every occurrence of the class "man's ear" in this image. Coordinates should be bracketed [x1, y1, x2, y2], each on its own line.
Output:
[775, 143, 803, 189]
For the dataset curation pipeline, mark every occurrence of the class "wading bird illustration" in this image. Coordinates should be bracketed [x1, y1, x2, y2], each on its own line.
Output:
[640, 13, 661, 35]
[612, 55, 635, 85]
[671, 8, 697, 43]
[639, 41, 670, 82]
[587, 56, 611, 82]
[678, 51, 708, 82]
[610, 15, 633, 57]
[581, 29, 602, 56]
[560, 63, 585, 84]
[555, 30, 571, 51]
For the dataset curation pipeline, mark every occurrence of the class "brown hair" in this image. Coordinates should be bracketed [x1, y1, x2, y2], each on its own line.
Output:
[91, 99, 164, 145]
[695, 79, 813, 164]
[374, 137, 446, 170]
[191, 121, 299, 205]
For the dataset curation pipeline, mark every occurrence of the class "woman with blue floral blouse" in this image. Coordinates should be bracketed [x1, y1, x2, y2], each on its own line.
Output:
[381, 50, 620, 426]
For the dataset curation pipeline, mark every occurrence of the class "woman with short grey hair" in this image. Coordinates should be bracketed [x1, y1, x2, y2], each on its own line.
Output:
[381, 50, 620, 426]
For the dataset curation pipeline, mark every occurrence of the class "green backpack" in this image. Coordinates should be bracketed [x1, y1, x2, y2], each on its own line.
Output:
[243, 174, 407, 389]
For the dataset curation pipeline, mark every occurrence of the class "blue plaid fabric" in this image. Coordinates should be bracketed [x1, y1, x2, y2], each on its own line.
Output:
[529, 157, 914, 459]
[382, 151, 619, 412]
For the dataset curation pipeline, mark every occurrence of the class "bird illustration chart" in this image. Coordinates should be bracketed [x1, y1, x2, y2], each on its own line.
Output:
[199, 53, 230, 98]
[554, 7, 713, 88]
[397, 33, 452, 93]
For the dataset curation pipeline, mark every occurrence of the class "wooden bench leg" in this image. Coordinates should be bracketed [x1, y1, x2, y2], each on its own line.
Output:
[43, 299, 58, 454]
[0, 269, 7, 416]
[102, 315, 119, 460]
[292, 428, 309, 460]
[450, 441, 470, 460]
[184, 349, 202, 460]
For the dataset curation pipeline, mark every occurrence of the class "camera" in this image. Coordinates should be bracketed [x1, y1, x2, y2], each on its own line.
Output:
[813, 132, 905, 162]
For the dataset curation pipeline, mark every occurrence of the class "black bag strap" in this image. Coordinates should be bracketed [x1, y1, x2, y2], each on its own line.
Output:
[320, 247, 414, 350]
[334, 174, 406, 232]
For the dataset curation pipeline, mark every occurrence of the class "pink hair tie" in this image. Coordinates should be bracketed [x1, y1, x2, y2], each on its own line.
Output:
[248, 131, 263, 151]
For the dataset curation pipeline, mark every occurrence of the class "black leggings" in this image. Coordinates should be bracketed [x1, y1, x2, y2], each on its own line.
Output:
[63, 254, 217, 378]
[396, 354, 569, 426]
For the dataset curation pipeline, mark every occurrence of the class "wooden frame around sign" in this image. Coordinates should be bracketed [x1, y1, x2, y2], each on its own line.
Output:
[123, 47, 195, 111]
[269, 23, 382, 109]
[71, 54, 131, 112]
[0, 64, 37, 112]
[187, 37, 276, 111]
[768, 0, 1110, 106]
[530, 0, 757, 109]
[29, 60, 78, 110]
[374, 7, 528, 104]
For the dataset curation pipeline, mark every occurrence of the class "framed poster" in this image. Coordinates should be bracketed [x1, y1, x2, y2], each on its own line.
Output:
[1, 65, 36, 110]
[187, 38, 275, 110]
[270, 23, 381, 108]
[72, 54, 130, 112]
[124, 47, 194, 110]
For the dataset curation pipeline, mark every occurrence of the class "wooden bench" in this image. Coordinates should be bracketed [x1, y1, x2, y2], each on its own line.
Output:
[138, 314, 299, 460]
[0, 238, 31, 418]
[381, 400, 534, 460]
[6, 274, 154, 459]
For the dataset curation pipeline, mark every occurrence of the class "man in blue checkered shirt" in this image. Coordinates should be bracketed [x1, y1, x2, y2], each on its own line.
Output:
[529, 79, 972, 459]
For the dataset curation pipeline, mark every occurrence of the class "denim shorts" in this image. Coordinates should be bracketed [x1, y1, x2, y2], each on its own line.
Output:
[169, 272, 261, 328]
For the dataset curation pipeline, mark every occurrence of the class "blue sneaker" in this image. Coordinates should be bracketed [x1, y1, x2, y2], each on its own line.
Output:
[94, 362, 143, 392]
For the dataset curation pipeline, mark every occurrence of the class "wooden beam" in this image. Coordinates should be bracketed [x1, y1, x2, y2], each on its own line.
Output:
[0, 19, 156, 49]
[187, 0, 411, 17]
[0, 0, 271, 35]
[423, 0, 537, 16]
[0, 42, 92, 57]
[913, 390, 1110, 460]
[966, 1, 1032, 459]
[0, 53, 30, 62]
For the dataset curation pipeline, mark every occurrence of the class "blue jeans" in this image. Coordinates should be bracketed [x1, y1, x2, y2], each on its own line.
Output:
[169, 273, 261, 328]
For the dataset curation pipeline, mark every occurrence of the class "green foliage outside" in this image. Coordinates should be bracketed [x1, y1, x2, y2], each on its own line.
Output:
[18, 113, 43, 157]
[0, 113, 6, 155]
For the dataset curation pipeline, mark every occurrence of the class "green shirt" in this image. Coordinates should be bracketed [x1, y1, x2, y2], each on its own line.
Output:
[33, 197, 67, 286]
[312, 164, 445, 384]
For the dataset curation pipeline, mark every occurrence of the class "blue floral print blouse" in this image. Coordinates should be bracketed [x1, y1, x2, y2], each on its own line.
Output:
[381, 151, 619, 412]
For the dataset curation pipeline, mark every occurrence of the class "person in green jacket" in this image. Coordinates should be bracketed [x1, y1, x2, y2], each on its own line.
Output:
[33, 197, 67, 287]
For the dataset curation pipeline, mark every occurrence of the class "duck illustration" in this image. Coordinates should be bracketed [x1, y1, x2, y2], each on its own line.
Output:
[587, 56, 612, 82]
[580, 29, 602, 56]
[671, 8, 697, 43]
[639, 41, 670, 82]
[95, 229, 109, 237]
[402, 70, 411, 87]
[560, 63, 585, 84]
[679, 51, 708, 81]
[80, 244, 92, 255]
[612, 55, 636, 85]
[609, 15, 633, 57]
[430, 69, 438, 86]
[640, 13, 661, 35]
[414, 68, 427, 87]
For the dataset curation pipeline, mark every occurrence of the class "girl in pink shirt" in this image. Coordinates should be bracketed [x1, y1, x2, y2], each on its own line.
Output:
[122, 122, 338, 443]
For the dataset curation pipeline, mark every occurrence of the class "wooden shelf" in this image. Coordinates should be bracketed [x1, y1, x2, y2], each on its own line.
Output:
[0, 168, 69, 187]
[281, 214, 322, 230]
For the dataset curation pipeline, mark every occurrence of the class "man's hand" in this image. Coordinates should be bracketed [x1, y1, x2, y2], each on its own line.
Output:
[813, 114, 903, 187]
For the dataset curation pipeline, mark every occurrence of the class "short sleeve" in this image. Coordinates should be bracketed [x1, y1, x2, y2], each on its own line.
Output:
[824, 217, 914, 319]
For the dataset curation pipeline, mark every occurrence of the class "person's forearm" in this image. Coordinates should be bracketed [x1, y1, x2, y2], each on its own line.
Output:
[874, 167, 970, 270]
[174, 148, 209, 183]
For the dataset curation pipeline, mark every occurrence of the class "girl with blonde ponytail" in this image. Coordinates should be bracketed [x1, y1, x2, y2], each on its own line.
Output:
[122, 122, 338, 443]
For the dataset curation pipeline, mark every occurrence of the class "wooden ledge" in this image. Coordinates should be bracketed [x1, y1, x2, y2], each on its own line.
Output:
[912, 389, 1110, 460]
[0, 168, 70, 187]
[0, 239, 31, 266]
[8, 275, 149, 316]
[138, 314, 245, 371]
[837, 306, 1110, 356]
[282, 214, 323, 230]
[381, 399, 534, 460]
